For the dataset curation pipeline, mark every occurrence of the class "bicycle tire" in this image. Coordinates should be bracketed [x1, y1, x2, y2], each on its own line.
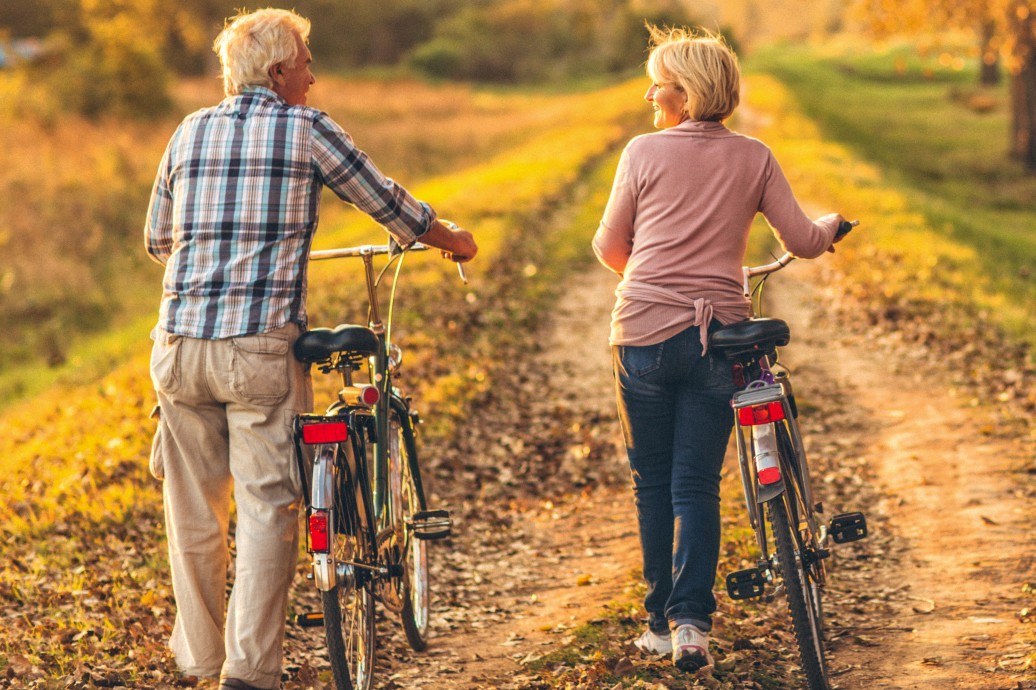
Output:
[775, 422, 828, 590]
[390, 412, 430, 651]
[322, 441, 378, 690]
[767, 496, 830, 690]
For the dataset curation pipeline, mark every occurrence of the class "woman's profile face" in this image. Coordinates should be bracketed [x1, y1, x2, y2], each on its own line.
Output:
[644, 80, 686, 129]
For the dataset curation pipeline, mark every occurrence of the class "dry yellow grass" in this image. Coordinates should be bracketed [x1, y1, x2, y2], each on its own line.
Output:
[0, 73, 646, 405]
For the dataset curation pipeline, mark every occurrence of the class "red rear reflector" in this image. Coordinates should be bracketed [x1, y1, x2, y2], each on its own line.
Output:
[302, 422, 348, 444]
[309, 510, 330, 552]
[737, 401, 786, 426]
[359, 385, 380, 406]
[758, 466, 782, 485]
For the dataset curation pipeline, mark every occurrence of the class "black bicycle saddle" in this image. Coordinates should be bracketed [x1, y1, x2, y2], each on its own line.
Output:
[294, 325, 379, 362]
[709, 318, 790, 358]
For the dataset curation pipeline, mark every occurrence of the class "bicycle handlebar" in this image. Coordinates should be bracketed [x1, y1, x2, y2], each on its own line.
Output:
[309, 240, 468, 284]
[741, 220, 858, 299]
[745, 220, 859, 278]
[309, 242, 430, 261]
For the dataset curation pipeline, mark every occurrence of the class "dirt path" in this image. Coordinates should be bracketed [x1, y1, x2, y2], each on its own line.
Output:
[778, 262, 1035, 689]
[374, 264, 639, 688]
[299, 255, 1033, 689]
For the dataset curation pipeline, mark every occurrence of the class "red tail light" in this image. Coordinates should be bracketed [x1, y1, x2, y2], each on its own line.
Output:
[737, 401, 786, 426]
[309, 510, 330, 552]
[359, 385, 380, 406]
[302, 421, 348, 444]
[758, 467, 781, 485]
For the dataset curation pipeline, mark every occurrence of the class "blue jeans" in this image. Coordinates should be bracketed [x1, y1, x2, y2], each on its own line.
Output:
[612, 324, 736, 633]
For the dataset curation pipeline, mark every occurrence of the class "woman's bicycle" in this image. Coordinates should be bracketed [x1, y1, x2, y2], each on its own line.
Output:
[290, 238, 461, 690]
[708, 220, 868, 690]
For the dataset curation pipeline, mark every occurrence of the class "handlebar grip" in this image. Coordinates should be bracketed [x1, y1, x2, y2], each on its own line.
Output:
[835, 219, 858, 240]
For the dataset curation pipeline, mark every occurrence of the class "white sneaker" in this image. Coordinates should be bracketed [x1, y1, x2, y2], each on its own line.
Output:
[672, 623, 714, 671]
[633, 628, 673, 655]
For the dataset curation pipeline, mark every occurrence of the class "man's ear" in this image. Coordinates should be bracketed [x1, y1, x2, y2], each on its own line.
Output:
[269, 63, 284, 85]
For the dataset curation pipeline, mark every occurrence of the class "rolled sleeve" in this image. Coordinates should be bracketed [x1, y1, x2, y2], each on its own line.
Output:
[312, 113, 434, 243]
[144, 141, 175, 265]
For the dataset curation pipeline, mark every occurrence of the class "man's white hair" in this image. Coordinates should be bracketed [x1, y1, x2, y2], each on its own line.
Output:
[213, 8, 311, 97]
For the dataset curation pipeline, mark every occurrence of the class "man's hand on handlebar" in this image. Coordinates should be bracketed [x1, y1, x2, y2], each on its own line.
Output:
[424, 219, 478, 263]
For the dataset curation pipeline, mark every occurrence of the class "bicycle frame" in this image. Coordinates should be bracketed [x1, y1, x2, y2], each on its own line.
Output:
[308, 243, 430, 527]
[725, 249, 830, 571]
[730, 365, 826, 571]
[293, 239, 458, 690]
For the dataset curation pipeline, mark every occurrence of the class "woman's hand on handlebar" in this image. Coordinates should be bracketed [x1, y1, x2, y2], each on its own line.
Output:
[826, 214, 857, 253]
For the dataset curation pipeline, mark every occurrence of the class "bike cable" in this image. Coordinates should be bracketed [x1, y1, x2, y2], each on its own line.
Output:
[385, 249, 407, 354]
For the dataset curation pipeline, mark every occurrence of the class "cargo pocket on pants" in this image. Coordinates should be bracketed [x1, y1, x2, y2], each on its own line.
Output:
[149, 407, 165, 481]
[229, 332, 291, 405]
[150, 330, 183, 395]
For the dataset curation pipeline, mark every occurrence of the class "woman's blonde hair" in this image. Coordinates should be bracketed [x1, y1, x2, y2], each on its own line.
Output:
[646, 25, 740, 122]
[213, 8, 311, 96]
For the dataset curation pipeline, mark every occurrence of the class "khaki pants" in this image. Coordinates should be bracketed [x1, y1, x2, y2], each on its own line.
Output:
[150, 322, 312, 688]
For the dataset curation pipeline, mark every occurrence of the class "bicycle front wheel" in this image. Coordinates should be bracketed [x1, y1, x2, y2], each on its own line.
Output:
[389, 412, 430, 651]
[767, 496, 829, 690]
[323, 442, 377, 690]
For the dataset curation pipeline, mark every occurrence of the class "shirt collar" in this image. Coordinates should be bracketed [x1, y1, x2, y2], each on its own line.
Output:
[671, 119, 728, 134]
[239, 85, 282, 102]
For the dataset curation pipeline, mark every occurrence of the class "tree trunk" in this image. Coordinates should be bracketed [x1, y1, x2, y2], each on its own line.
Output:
[980, 20, 1001, 86]
[1008, 6, 1036, 171]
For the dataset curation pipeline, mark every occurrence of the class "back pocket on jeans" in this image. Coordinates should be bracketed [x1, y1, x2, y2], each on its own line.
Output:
[618, 342, 665, 378]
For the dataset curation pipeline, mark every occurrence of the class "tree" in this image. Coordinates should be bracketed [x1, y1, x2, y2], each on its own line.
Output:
[1005, 1, 1036, 164]
[854, 0, 1036, 171]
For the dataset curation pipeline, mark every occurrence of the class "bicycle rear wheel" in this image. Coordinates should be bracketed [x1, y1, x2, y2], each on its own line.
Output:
[389, 412, 430, 651]
[767, 495, 829, 690]
[323, 441, 377, 690]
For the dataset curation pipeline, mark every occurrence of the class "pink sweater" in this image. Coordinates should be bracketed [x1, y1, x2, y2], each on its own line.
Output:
[592, 119, 840, 347]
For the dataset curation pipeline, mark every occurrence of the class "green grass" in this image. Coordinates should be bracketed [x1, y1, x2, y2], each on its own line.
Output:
[747, 41, 1036, 351]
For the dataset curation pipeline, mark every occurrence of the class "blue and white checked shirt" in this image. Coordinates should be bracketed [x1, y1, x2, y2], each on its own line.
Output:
[145, 87, 435, 339]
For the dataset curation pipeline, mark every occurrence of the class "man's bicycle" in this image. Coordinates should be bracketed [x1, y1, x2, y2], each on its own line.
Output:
[709, 220, 868, 690]
[290, 238, 461, 690]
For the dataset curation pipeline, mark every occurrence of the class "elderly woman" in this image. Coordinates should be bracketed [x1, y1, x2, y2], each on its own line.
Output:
[592, 26, 844, 671]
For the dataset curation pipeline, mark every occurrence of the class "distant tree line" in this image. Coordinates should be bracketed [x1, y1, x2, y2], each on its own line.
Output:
[0, 0, 694, 118]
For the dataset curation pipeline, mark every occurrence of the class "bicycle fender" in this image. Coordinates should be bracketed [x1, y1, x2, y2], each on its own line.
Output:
[756, 479, 785, 503]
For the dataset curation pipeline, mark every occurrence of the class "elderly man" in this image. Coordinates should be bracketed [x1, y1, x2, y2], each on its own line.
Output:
[144, 9, 476, 689]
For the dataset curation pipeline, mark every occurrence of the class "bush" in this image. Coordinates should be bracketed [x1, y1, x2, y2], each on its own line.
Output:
[408, 37, 466, 79]
[48, 17, 173, 118]
[407, 0, 702, 83]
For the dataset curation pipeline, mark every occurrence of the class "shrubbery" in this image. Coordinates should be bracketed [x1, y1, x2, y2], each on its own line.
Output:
[408, 0, 693, 82]
[0, 0, 701, 119]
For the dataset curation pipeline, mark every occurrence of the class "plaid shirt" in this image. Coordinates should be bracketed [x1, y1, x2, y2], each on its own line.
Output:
[145, 87, 434, 339]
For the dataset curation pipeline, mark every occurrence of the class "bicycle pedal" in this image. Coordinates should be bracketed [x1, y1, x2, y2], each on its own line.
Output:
[829, 511, 868, 544]
[294, 612, 324, 628]
[409, 509, 452, 540]
[802, 547, 831, 566]
[726, 567, 766, 600]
